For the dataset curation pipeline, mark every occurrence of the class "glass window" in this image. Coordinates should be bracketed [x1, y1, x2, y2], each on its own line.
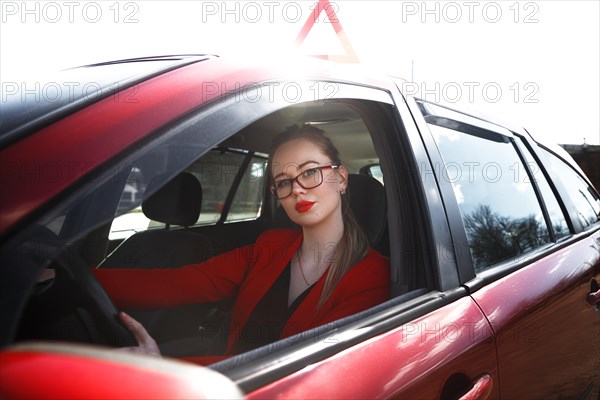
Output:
[514, 137, 570, 239]
[366, 164, 384, 185]
[187, 150, 248, 225]
[109, 149, 268, 240]
[227, 158, 268, 223]
[429, 124, 551, 271]
[109, 166, 150, 240]
[541, 149, 600, 229]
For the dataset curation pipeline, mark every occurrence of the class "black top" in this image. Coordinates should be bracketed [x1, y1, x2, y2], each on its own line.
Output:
[232, 263, 313, 353]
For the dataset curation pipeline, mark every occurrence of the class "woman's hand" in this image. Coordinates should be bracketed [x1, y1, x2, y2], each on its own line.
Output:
[118, 312, 161, 357]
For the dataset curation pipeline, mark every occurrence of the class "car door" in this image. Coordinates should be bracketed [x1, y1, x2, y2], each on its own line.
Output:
[241, 295, 498, 399]
[414, 98, 600, 399]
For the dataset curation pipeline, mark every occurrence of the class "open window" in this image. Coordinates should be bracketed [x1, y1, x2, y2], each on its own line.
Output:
[7, 79, 435, 388]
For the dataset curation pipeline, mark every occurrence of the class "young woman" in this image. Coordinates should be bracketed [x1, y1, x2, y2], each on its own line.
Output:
[94, 124, 390, 364]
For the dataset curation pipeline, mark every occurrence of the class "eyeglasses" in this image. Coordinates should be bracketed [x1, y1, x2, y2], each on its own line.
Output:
[270, 165, 339, 199]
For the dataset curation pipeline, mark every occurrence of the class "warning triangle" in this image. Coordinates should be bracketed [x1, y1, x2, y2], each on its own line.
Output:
[295, 0, 359, 63]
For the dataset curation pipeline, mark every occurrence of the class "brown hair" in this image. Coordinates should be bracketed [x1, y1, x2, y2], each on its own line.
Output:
[269, 124, 369, 308]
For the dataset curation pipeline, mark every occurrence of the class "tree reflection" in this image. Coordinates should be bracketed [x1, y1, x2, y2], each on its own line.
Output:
[464, 205, 549, 270]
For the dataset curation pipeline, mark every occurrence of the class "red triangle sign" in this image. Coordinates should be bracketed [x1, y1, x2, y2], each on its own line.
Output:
[295, 0, 359, 63]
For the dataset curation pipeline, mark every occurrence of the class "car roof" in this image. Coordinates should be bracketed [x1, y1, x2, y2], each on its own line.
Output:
[0, 55, 212, 149]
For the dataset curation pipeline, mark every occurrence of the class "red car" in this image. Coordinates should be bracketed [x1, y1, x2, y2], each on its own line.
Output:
[1, 55, 599, 399]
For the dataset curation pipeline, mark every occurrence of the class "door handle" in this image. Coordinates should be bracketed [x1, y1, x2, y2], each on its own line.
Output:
[458, 374, 493, 400]
[588, 279, 600, 311]
[587, 289, 600, 311]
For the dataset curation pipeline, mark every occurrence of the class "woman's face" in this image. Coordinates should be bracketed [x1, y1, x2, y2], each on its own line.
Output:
[271, 138, 348, 229]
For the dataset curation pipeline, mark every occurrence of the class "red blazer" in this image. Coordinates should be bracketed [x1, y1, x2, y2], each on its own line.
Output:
[94, 229, 390, 363]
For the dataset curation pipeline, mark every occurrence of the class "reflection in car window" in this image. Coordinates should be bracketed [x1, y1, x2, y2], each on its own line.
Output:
[541, 149, 600, 229]
[513, 137, 570, 239]
[429, 124, 551, 271]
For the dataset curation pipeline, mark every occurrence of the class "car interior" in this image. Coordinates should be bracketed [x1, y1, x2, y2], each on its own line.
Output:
[13, 97, 428, 361]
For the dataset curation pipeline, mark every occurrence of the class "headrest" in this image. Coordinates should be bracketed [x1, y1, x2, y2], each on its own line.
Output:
[142, 172, 202, 227]
[348, 174, 386, 245]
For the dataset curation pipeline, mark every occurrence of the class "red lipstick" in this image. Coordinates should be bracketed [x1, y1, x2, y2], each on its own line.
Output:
[295, 201, 315, 213]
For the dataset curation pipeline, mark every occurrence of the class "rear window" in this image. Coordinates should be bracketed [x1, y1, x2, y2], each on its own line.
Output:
[429, 124, 551, 271]
[109, 149, 268, 240]
[541, 149, 600, 229]
[514, 136, 570, 240]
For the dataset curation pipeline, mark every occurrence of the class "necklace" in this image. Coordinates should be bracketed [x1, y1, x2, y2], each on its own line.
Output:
[296, 250, 312, 286]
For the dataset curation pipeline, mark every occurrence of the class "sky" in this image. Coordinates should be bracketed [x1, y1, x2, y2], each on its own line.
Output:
[1, 0, 599, 146]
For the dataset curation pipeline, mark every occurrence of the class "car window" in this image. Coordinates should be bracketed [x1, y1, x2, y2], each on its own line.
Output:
[109, 149, 268, 240]
[540, 148, 600, 229]
[227, 157, 268, 223]
[428, 124, 551, 271]
[186, 149, 267, 224]
[363, 164, 384, 185]
[513, 136, 570, 240]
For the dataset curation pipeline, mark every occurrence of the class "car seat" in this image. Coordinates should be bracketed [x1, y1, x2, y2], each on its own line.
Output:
[346, 174, 388, 254]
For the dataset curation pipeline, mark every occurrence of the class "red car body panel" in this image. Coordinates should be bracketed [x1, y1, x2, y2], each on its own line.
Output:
[472, 231, 600, 398]
[247, 296, 500, 399]
[0, 345, 243, 399]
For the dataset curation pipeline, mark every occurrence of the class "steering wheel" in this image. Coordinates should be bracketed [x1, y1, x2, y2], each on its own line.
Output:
[56, 248, 137, 347]
[26, 226, 137, 347]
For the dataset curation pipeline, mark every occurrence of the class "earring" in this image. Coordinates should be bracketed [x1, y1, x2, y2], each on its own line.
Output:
[340, 189, 346, 195]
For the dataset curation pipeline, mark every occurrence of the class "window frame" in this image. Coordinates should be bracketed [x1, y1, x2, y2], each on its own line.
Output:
[511, 135, 572, 241]
[398, 94, 462, 292]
